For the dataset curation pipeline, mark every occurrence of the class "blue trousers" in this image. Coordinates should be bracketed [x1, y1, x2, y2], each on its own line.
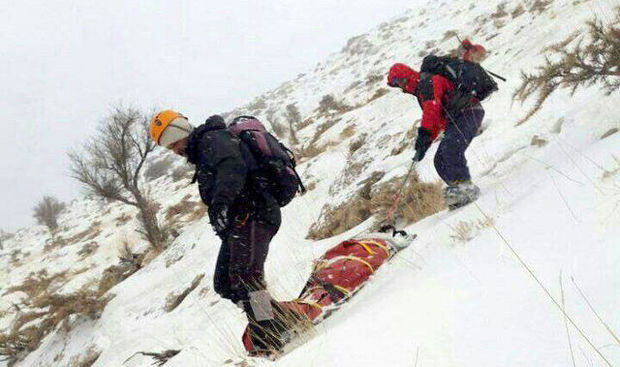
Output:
[434, 105, 485, 184]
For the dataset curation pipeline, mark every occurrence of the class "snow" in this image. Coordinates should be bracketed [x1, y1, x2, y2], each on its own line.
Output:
[1, 0, 619, 366]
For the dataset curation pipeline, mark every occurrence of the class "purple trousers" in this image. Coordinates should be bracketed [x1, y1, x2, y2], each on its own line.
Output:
[434, 105, 485, 184]
[213, 206, 281, 304]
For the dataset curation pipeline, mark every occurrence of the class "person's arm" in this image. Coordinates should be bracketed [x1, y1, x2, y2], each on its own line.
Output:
[419, 75, 452, 140]
[207, 133, 247, 208]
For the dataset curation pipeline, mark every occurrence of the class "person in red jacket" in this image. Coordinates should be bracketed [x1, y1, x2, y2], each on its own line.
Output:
[387, 63, 484, 209]
[458, 39, 486, 63]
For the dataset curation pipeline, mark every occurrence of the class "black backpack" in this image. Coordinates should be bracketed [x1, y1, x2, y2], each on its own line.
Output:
[421, 55, 498, 112]
[228, 116, 305, 207]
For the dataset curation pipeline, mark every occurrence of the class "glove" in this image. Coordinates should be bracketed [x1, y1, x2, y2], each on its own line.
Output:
[414, 127, 433, 162]
[210, 204, 230, 235]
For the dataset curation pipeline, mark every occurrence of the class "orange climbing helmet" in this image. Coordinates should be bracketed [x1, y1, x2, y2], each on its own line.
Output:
[149, 110, 192, 146]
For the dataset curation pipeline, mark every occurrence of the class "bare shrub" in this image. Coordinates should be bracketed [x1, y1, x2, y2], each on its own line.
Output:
[69, 346, 100, 367]
[511, 4, 525, 18]
[68, 106, 167, 250]
[165, 273, 205, 312]
[491, 3, 508, 18]
[165, 194, 205, 222]
[171, 163, 194, 182]
[77, 242, 99, 259]
[600, 127, 618, 139]
[365, 72, 383, 86]
[32, 196, 66, 232]
[349, 133, 367, 155]
[285, 104, 301, 145]
[449, 216, 494, 243]
[514, 14, 619, 124]
[1, 271, 112, 363]
[529, 0, 552, 14]
[265, 107, 286, 138]
[144, 156, 174, 181]
[340, 125, 356, 139]
[530, 135, 548, 147]
[368, 88, 390, 103]
[442, 30, 457, 42]
[318, 94, 350, 114]
[115, 212, 132, 227]
[307, 170, 444, 239]
[247, 97, 267, 112]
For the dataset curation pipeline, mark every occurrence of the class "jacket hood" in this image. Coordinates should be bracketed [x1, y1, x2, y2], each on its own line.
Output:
[387, 63, 420, 94]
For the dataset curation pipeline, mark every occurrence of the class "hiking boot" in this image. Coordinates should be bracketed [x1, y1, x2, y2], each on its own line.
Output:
[444, 181, 480, 210]
[246, 302, 311, 354]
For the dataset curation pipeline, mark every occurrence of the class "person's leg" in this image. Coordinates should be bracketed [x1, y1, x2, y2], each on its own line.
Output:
[212, 239, 233, 301]
[434, 106, 485, 185]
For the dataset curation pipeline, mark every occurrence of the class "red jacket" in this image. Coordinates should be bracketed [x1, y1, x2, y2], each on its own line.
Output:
[409, 74, 454, 140]
[388, 63, 463, 140]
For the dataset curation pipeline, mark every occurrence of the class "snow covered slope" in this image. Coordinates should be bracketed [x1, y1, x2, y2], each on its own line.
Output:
[1, 0, 619, 366]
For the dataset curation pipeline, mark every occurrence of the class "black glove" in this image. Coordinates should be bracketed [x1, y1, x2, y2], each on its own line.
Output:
[210, 204, 230, 235]
[414, 127, 433, 162]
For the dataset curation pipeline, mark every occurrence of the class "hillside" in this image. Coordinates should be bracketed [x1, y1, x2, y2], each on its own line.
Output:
[1, 1, 619, 366]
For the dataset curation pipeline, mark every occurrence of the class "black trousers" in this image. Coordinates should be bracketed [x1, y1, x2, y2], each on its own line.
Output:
[213, 206, 281, 304]
[434, 105, 485, 184]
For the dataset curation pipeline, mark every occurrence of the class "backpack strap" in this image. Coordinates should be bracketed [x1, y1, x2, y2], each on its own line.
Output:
[279, 143, 307, 194]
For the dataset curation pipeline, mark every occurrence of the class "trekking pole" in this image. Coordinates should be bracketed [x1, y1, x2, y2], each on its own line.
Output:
[385, 159, 418, 224]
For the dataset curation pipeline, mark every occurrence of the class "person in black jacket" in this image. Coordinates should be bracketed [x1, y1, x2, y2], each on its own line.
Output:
[149, 110, 304, 353]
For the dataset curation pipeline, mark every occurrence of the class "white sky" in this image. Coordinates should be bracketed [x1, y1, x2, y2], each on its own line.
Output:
[0, 0, 412, 231]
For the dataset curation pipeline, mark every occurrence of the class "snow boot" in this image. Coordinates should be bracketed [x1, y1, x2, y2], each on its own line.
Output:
[444, 181, 480, 210]
[243, 295, 311, 357]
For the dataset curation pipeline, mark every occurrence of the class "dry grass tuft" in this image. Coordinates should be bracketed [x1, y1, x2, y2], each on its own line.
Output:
[77, 242, 99, 259]
[530, 135, 549, 147]
[165, 273, 205, 312]
[340, 125, 356, 139]
[1, 271, 112, 363]
[69, 346, 101, 367]
[307, 170, 444, 239]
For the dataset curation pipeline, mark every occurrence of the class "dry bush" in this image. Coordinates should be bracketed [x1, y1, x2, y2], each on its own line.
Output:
[307, 170, 444, 239]
[365, 72, 384, 86]
[165, 194, 195, 220]
[77, 242, 99, 259]
[1, 271, 113, 364]
[285, 104, 301, 145]
[247, 97, 267, 112]
[32, 196, 66, 232]
[511, 4, 525, 18]
[186, 203, 207, 222]
[491, 3, 508, 18]
[340, 125, 356, 139]
[69, 346, 100, 367]
[317, 94, 350, 114]
[60, 221, 102, 248]
[171, 163, 194, 182]
[68, 106, 167, 250]
[370, 174, 445, 226]
[367, 88, 390, 103]
[530, 135, 548, 147]
[349, 133, 367, 155]
[449, 216, 494, 242]
[600, 127, 618, 139]
[115, 212, 132, 226]
[165, 273, 205, 312]
[529, 0, 552, 14]
[144, 156, 174, 181]
[514, 14, 619, 125]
